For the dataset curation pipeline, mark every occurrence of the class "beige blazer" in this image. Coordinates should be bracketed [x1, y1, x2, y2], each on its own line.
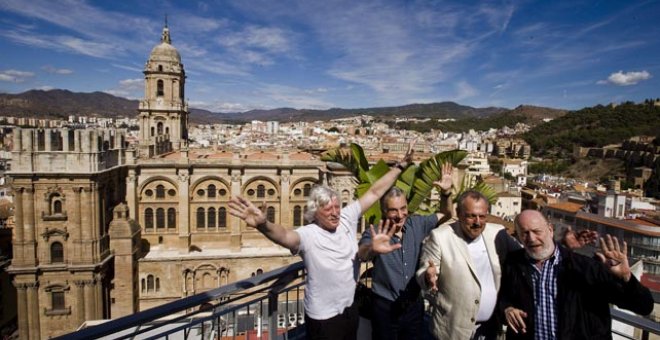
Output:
[416, 222, 505, 340]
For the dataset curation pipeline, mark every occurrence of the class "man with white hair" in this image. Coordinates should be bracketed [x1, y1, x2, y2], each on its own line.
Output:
[228, 148, 413, 340]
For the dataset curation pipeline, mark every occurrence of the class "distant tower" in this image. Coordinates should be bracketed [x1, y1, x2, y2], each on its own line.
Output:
[138, 23, 188, 157]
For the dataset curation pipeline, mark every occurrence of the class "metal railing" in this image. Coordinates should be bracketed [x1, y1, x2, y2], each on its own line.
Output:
[56, 261, 307, 340]
[55, 259, 659, 340]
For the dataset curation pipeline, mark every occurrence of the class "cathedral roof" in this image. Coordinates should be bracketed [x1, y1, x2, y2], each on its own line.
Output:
[148, 26, 181, 63]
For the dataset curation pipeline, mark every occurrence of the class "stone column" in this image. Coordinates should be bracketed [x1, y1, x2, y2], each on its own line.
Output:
[230, 171, 242, 251]
[15, 283, 29, 340]
[178, 169, 190, 250]
[71, 188, 82, 262]
[280, 172, 291, 226]
[83, 279, 96, 320]
[26, 282, 41, 340]
[13, 188, 24, 264]
[74, 280, 85, 327]
[23, 188, 36, 266]
[126, 170, 137, 220]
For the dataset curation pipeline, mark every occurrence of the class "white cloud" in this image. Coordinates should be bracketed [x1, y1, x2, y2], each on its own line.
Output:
[42, 65, 73, 74]
[35, 85, 55, 91]
[103, 78, 143, 99]
[0, 69, 35, 82]
[597, 70, 652, 86]
[455, 81, 478, 100]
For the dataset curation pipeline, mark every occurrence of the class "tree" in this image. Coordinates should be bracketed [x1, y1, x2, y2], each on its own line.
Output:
[321, 143, 497, 224]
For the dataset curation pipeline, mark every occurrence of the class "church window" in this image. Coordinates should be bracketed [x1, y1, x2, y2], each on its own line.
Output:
[219, 189, 227, 196]
[197, 189, 205, 196]
[167, 208, 176, 229]
[303, 184, 312, 197]
[202, 273, 213, 288]
[150, 127, 155, 137]
[147, 275, 155, 292]
[218, 208, 227, 228]
[156, 208, 165, 229]
[256, 268, 263, 275]
[52, 291, 65, 310]
[196, 208, 205, 228]
[165, 127, 169, 135]
[267, 207, 275, 223]
[208, 208, 216, 228]
[145, 189, 153, 197]
[247, 189, 255, 196]
[50, 242, 64, 263]
[157, 80, 164, 96]
[257, 185, 265, 198]
[145, 208, 154, 229]
[293, 206, 301, 226]
[156, 185, 165, 198]
[208, 184, 216, 198]
[293, 188, 301, 196]
[53, 199, 63, 215]
[158, 65, 163, 72]
[141, 279, 146, 293]
[168, 189, 176, 196]
[156, 278, 160, 292]
[268, 189, 276, 196]
[157, 122, 164, 135]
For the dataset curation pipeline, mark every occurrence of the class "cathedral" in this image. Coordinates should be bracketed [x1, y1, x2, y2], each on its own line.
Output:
[7, 25, 357, 339]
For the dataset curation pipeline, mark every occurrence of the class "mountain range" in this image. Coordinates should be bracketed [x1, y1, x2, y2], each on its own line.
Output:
[0, 89, 566, 124]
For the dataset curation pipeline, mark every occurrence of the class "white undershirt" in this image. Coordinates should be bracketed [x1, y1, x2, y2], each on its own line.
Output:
[467, 235, 498, 322]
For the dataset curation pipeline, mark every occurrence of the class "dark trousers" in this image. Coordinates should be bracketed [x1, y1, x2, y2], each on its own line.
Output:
[471, 319, 499, 340]
[371, 294, 424, 340]
[304, 301, 359, 340]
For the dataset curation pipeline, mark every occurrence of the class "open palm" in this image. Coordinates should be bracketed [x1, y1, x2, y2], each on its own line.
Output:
[369, 219, 402, 254]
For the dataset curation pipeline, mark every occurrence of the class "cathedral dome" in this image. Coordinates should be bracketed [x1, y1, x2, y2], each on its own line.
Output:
[148, 26, 181, 63]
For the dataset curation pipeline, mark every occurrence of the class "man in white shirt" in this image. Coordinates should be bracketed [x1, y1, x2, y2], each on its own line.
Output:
[229, 148, 413, 340]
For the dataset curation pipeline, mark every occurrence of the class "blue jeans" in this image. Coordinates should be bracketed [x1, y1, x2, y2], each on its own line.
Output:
[371, 294, 424, 340]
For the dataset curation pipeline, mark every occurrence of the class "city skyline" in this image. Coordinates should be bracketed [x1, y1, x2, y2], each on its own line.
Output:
[0, 0, 659, 113]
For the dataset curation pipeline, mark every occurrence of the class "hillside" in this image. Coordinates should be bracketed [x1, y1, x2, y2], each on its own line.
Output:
[0, 89, 513, 124]
[523, 102, 660, 157]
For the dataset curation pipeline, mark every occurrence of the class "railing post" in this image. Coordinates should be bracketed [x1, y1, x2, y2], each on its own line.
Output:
[268, 291, 278, 340]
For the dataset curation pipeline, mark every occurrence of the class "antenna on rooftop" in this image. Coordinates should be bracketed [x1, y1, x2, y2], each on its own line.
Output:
[165, 13, 168, 28]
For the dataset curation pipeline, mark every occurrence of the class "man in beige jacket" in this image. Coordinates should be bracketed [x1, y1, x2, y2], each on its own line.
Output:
[416, 190, 520, 340]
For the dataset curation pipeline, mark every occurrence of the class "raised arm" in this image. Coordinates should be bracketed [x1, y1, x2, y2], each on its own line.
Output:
[358, 219, 402, 261]
[228, 196, 301, 252]
[433, 162, 454, 225]
[358, 141, 414, 213]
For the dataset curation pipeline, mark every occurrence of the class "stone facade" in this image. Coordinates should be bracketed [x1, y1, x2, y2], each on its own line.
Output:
[6, 26, 358, 339]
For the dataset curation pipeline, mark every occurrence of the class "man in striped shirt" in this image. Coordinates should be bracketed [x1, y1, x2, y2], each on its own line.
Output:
[499, 210, 653, 340]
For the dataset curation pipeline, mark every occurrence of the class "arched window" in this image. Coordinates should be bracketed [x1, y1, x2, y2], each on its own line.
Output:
[203, 273, 213, 288]
[257, 185, 265, 198]
[147, 275, 154, 292]
[267, 207, 275, 223]
[156, 208, 165, 229]
[50, 242, 64, 263]
[157, 122, 164, 135]
[293, 206, 301, 226]
[156, 278, 161, 292]
[218, 207, 227, 228]
[256, 268, 263, 275]
[144, 208, 154, 229]
[208, 184, 216, 198]
[167, 208, 176, 229]
[150, 126, 155, 137]
[208, 208, 216, 228]
[141, 278, 146, 293]
[156, 185, 165, 198]
[53, 200, 63, 214]
[303, 184, 311, 197]
[156, 80, 164, 96]
[196, 208, 205, 229]
[158, 65, 163, 72]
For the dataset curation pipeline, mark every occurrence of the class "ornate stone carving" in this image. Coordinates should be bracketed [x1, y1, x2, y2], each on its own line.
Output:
[41, 227, 69, 241]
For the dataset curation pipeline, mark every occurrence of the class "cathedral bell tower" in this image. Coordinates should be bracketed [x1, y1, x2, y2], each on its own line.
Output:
[138, 24, 188, 158]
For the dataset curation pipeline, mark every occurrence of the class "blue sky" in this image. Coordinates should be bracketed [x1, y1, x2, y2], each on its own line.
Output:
[0, 0, 658, 113]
